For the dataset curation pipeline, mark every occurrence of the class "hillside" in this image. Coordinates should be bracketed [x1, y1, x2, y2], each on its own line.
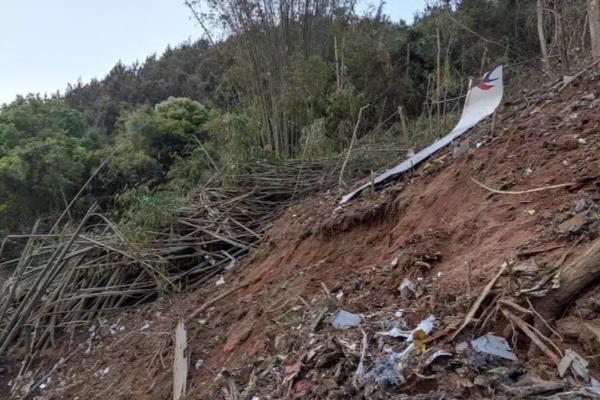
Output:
[3, 62, 597, 399]
[3, 1, 600, 399]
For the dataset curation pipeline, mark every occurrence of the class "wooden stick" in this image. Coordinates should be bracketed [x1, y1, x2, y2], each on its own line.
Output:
[50, 146, 119, 234]
[501, 308, 560, 365]
[339, 105, 369, 186]
[471, 178, 573, 195]
[558, 58, 600, 92]
[188, 282, 250, 321]
[449, 263, 506, 341]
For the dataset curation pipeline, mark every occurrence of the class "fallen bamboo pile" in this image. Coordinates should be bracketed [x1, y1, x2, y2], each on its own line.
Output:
[0, 153, 403, 357]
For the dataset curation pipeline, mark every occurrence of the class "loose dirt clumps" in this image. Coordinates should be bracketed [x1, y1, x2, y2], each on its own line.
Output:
[3, 70, 600, 399]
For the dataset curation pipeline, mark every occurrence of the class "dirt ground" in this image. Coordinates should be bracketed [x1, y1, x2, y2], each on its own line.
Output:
[1, 70, 599, 399]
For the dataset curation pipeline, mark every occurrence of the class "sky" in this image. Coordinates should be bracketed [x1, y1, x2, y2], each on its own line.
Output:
[0, 0, 427, 105]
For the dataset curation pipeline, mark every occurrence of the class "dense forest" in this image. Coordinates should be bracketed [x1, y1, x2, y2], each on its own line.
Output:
[0, 0, 592, 236]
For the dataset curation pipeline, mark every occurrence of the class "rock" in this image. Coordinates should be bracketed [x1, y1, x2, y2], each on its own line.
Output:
[574, 198, 590, 213]
[452, 139, 470, 159]
[455, 342, 469, 352]
[98, 326, 111, 338]
[556, 316, 582, 339]
[399, 278, 417, 299]
[558, 210, 597, 234]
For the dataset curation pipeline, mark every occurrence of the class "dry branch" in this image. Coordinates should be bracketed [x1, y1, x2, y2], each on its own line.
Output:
[471, 178, 573, 195]
[0, 157, 383, 356]
[450, 263, 507, 341]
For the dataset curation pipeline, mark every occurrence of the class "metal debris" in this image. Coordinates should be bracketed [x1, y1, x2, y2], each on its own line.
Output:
[140, 320, 151, 331]
[377, 327, 411, 339]
[408, 315, 436, 341]
[330, 309, 361, 329]
[399, 278, 417, 298]
[471, 334, 518, 361]
[366, 352, 403, 386]
[425, 350, 453, 367]
[558, 349, 589, 380]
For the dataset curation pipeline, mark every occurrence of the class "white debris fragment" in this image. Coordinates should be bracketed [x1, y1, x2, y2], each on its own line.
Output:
[471, 334, 518, 361]
[377, 315, 436, 342]
[394, 309, 405, 318]
[173, 319, 188, 400]
[225, 258, 236, 271]
[559, 349, 589, 380]
[399, 278, 417, 298]
[140, 320, 151, 331]
[377, 327, 411, 339]
[194, 359, 204, 370]
[215, 276, 226, 286]
[39, 378, 51, 390]
[335, 291, 344, 301]
[588, 378, 600, 395]
[101, 367, 111, 376]
[330, 309, 361, 328]
[408, 315, 436, 342]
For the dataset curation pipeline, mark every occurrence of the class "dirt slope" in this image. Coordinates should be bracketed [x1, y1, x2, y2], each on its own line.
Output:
[3, 71, 600, 399]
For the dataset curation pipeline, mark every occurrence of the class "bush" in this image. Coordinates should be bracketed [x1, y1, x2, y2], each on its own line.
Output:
[117, 188, 180, 237]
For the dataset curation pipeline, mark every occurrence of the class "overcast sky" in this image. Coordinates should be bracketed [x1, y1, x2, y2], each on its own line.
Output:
[0, 0, 427, 105]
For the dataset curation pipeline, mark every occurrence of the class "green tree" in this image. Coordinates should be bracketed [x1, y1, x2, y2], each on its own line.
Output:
[123, 97, 211, 165]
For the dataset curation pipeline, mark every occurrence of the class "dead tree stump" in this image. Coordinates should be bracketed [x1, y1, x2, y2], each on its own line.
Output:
[535, 238, 600, 318]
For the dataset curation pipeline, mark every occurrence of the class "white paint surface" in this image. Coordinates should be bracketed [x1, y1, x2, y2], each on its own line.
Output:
[340, 65, 504, 204]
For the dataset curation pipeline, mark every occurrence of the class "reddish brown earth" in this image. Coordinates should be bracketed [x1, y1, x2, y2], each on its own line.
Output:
[1, 71, 599, 399]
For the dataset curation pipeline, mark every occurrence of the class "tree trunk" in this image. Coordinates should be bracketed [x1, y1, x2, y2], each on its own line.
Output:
[554, 0, 569, 72]
[537, 0, 551, 71]
[589, 0, 600, 59]
[534, 238, 600, 319]
[435, 22, 442, 135]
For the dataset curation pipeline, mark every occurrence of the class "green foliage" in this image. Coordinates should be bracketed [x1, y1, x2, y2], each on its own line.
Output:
[298, 118, 336, 159]
[166, 144, 217, 191]
[325, 85, 365, 146]
[122, 97, 211, 166]
[0, 97, 92, 232]
[117, 188, 180, 237]
[155, 97, 210, 137]
[0, 134, 91, 231]
[123, 107, 162, 154]
[100, 141, 162, 193]
[0, 95, 87, 141]
[205, 111, 266, 164]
